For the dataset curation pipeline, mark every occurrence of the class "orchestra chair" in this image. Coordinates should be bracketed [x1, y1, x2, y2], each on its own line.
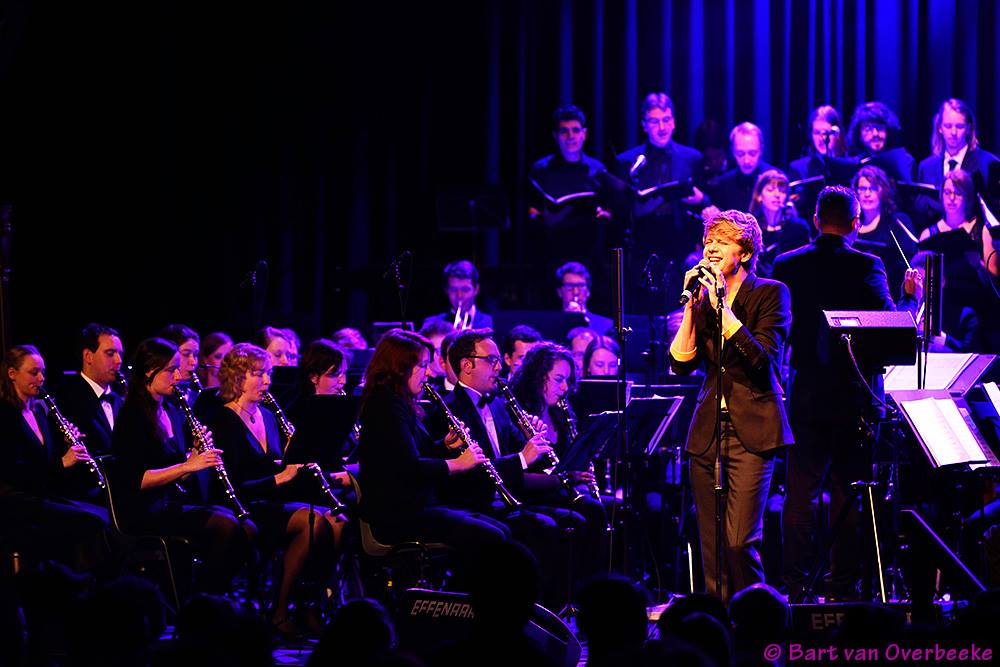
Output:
[344, 465, 452, 597]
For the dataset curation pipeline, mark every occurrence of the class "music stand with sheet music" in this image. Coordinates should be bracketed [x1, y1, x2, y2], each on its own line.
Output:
[624, 396, 684, 457]
[572, 379, 633, 426]
[885, 353, 997, 396]
[891, 389, 999, 470]
[283, 395, 361, 468]
[554, 410, 621, 474]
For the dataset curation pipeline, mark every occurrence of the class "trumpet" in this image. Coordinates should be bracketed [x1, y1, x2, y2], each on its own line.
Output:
[173, 390, 249, 520]
[260, 391, 346, 512]
[422, 382, 521, 507]
[557, 398, 602, 503]
[494, 378, 583, 503]
[38, 387, 106, 490]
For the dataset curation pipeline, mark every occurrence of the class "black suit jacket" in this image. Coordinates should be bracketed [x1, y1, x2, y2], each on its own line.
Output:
[706, 162, 777, 213]
[0, 400, 67, 497]
[616, 140, 705, 256]
[356, 389, 450, 525]
[54, 373, 122, 457]
[428, 386, 526, 510]
[773, 234, 918, 421]
[669, 274, 793, 457]
[111, 400, 193, 526]
[914, 147, 999, 227]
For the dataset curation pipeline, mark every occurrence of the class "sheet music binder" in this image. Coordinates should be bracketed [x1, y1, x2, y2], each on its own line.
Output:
[634, 177, 695, 201]
[530, 179, 597, 206]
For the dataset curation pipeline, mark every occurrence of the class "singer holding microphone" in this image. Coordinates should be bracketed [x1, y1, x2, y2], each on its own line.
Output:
[669, 209, 793, 601]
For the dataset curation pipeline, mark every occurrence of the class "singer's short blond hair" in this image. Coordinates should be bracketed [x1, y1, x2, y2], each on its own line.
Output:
[703, 209, 763, 274]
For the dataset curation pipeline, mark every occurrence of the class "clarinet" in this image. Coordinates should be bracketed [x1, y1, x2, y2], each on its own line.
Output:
[494, 378, 583, 503]
[38, 388, 106, 490]
[557, 397, 603, 503]
[172, 391, 250, 521]
[260, 391, 346, 512]
[260, 391, 295, 454]
[422, 382, 521, 507]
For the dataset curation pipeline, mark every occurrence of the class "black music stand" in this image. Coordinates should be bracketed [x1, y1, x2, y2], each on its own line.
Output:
[555, 410, 620, 474]
[793, 312, 917, 603]
[283, 395, 360, 469]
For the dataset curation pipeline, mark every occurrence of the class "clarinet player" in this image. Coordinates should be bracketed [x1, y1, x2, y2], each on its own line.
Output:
[112, 338, 256, 595]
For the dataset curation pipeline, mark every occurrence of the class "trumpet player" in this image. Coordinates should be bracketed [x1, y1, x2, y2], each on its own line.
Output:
[0, 345, 112, 573]
[112, 338, 255, 595]
[420, 260, 493, 332]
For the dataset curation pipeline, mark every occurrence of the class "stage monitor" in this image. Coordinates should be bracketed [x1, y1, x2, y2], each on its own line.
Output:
[823, 310, 917, 368]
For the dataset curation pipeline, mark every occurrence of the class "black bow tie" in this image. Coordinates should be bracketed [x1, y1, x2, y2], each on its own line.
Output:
[99, 393, 115, 404]
[477, 393, 495, 409]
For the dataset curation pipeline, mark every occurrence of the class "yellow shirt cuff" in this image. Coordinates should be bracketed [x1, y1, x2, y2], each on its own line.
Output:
[670, 343, 697, 362]
[722, 318, 743, 340]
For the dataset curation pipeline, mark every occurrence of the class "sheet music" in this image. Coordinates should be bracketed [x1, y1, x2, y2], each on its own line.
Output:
[985, 382, 1000, 414]
[901, 396, 987, 467]
[885, 353, 974, 392]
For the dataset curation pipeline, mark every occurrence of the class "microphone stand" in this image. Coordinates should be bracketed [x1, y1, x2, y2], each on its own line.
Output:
[384, 252, 413, 331]
[712, 277, 726, 600]
[609, 247, 631, 574]
[641, 254, 662, 387]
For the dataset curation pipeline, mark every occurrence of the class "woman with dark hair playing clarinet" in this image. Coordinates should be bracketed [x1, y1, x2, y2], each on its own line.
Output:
[112, 338, 256, 595]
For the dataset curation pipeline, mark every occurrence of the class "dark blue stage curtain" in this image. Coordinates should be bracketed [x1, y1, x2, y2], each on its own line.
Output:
[1, 0, 997, 346]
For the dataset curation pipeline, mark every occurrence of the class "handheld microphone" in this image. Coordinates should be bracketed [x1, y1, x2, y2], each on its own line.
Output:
[629, 154, 647, 178]
[679, 264, 711, 305]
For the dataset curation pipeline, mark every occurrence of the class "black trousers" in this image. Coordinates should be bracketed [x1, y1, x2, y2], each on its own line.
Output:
[0, 495, 111, 572]
[782, 417, 869, 593]
[689, 418, 775, 601]
[373, 506, 511, 554]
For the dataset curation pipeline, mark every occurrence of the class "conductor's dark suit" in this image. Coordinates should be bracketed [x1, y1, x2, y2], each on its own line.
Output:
[670, 273, 793, 599]
[773, 233, 918, 595]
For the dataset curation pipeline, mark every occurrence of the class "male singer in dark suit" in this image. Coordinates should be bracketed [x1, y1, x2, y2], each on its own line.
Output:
[421, 260, 493, 332]
[55, 323, 124, 458]
[616, 92, 707, 265]
[773, 186, 921, 600]
[914, 98, 998, 229]
[669, 209, 793, 601]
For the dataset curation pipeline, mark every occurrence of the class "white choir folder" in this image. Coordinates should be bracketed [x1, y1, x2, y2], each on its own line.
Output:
[894, 390, 999, 469]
